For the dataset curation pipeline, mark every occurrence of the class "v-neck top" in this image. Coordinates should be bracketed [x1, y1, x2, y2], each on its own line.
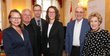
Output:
[3, 27, 33, 56]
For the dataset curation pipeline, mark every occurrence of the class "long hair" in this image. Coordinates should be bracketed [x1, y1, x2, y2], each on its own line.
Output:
[46, 6, 60, 23]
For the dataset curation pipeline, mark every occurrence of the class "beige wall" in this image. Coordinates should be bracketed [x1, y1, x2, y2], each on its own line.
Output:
[64, 0, 78, 26]
[88, 0, 105, 29]
[2, 0, 8, 30]
[2, 0, 32, 29]
[59, 0, 65, 26]
[0, 0, 2, 29]
[105, 0, 110, 32]
[1, 0, 110, 31]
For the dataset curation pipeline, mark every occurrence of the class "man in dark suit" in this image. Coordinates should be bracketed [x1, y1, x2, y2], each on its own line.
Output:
[22, 9, 40, 56]
[29, 4, 47, 56]
[22, 9, 32, 29]
[65, 6, 91, 56]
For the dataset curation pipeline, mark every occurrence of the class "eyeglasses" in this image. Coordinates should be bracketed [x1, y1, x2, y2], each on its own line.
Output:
[34, 10, 41, 12]
[75, 11, 84, 13]
[11, 17, 21, 19]
[49, 12, 55, 14]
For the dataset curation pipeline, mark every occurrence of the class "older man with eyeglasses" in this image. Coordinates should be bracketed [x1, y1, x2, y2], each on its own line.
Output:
[65, 6, 91, 56]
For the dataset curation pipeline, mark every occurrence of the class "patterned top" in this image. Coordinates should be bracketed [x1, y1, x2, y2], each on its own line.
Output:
[82, 29, 110, 56]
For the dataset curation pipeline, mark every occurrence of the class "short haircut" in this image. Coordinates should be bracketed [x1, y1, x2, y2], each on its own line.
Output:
[33, 4, 42, 10]
[88, 12, 102, 24]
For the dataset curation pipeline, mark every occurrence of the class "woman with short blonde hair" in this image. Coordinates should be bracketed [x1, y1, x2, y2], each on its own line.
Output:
[82, 12, 110, 56]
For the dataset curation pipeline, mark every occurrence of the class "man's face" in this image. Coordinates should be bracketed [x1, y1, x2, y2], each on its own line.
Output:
[22, 10, 32, 24]
[75, 7, 85, 20]
[33, 6, 42, 18]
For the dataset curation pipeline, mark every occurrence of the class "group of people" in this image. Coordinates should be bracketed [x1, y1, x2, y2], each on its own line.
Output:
[65, 6, 110, 56]
[2, 4, 110, 56]
[3, 4, 64, 56]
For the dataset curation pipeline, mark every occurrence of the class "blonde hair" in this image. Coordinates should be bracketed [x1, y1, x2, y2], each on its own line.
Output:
[88, 12, 102, 24]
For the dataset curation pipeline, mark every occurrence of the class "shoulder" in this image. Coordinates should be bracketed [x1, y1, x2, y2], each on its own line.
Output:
[55, 20, 63, 26]
[83, 18, 88, 21]
[30, 18, 36, 25]
[31, 18, 35, 22]
[41, 18, 46, 21]
[83, 19, 89, 23]
[3, 27, 13, 33]
[53, 21, 63, 29]
[41, 19, 47, 24]
[100, 29, 110, 36]
[67, 20, 75, 27]
[22, 28, 28, 32]
[3, 27, 14, 37]
[82, 19, 90, 29]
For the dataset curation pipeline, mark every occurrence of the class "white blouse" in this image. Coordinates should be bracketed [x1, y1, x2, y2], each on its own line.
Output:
[47, 23, 53, 48]
[20, 34, 24, 41]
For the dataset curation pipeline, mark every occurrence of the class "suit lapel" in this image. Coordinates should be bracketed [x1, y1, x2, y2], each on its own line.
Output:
[80, 19, 85, 44]
[22, 29, 26, 41]
[31, 18, 37, 26]
[11, 27, 25, 42]
[71, 20, 75, 40]
[48, 20, 56, 38]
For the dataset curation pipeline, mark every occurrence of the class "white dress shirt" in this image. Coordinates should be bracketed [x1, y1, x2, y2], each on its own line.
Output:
[73, 19, 83, 46]
[20, 34, 24, 41]
[47, 23, 53, 48]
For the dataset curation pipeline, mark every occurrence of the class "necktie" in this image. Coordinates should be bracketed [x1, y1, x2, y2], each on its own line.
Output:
[37, 20, 40, 26]
[37, 20, 42, 32]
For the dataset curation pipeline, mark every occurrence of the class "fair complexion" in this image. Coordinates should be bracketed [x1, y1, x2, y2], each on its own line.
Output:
[22, 9, 32, 25]
[10, 12, 21, 27]
[75, 7, 85, 22]
[33, 6, 42, 19]
[90, 17, 100, 31]
[10, 12, 22, 35]
[48, 8, 56, 24]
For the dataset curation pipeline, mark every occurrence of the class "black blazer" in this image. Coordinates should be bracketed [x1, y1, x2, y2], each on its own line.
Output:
[46, 20, 64, 56]
[3, 27, 33, 56]
[28, 18, 47, 56]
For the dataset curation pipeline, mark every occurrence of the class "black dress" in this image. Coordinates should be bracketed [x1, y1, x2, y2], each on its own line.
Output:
[82, 29, 110, 56]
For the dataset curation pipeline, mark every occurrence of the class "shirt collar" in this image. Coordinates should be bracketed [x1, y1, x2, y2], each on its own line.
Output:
[76, 19, 83, 23]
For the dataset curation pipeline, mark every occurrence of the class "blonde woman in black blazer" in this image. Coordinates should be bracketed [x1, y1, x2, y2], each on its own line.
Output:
[3, 9, 33, 56]
[43, 6, 64, 56]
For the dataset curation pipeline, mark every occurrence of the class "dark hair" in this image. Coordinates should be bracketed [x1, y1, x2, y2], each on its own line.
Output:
[8, 9, 23, 28]
[33, 4, 42, 10]
[46, 6, 60, 23]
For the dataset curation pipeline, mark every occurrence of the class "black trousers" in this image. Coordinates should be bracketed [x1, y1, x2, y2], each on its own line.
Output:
[43, 48, 50, 56]
[70, 46, 80, 56]
[43, 48, 59, 56]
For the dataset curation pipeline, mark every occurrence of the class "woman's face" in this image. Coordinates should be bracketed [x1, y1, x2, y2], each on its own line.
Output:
[48, 8, 56, 20]
[90, 17, 100, 31]
[10, 12, 21, 27]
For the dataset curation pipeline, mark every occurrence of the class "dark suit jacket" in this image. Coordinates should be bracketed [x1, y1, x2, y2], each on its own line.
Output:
[28, 18, 47, 56]
[45, 20, 64, 56]
[65, 19, 90, 56]
[3, 27, 33, 56]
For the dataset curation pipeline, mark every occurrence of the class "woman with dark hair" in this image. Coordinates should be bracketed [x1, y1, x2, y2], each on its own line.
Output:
[43, 6, 64, 56]
[3, 9, 33, 56]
